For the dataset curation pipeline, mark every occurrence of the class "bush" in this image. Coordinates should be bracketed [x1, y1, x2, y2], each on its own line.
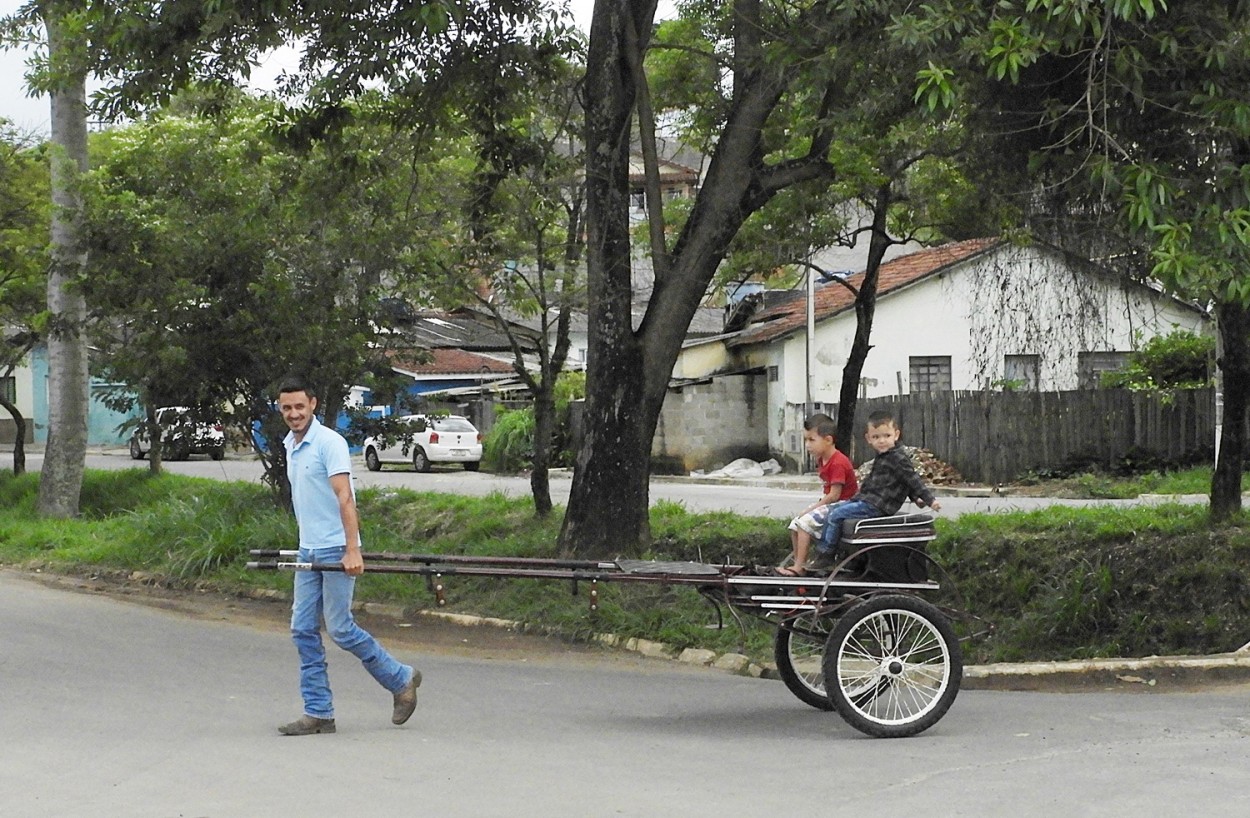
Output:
[482, 407, 535, 472]
[1101, 329, 1215, 391]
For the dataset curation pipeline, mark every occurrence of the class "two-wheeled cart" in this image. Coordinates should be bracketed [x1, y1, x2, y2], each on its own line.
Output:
[248, 512, 961, 738]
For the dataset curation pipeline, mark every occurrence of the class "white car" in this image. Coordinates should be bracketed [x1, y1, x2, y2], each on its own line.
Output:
[129, 406, 226, 461]
[362, 414, 483, 472]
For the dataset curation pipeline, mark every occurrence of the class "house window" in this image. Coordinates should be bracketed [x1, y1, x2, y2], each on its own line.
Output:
[1004, 354, 1040, 391]
[768, 365, 779, 382]
[0, 376, 13, 404]
[909, 356, 952, 393]
[1078, 351, 1129, 388]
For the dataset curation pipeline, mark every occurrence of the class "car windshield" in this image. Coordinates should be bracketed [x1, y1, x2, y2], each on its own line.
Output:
[432, 418, 476, 433]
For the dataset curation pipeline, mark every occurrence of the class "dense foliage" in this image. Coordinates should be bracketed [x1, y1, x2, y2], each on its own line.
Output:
[1101, 330, 1216, 392]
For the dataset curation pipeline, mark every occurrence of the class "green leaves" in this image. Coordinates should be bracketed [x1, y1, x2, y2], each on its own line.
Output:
[914, 62, 957, 111]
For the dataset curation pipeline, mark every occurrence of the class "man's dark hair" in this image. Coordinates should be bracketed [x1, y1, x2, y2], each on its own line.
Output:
[277, 375, 316, 398]
[866, 409, 898, 429]
[804, 412, 837, 441]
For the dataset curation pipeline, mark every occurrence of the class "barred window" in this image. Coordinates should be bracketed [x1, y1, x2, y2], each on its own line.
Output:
[1004, 354, 1040, 390]
[1078, 351, 1129, 388]
[0, 376, 13, 404]
[909, 356, 952, 393]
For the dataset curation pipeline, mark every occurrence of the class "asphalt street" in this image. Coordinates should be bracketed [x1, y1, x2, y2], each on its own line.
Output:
[3, 571, 1249, 817]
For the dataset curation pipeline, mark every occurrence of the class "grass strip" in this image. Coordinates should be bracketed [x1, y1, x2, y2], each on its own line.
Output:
[2, 469, 1248, 665]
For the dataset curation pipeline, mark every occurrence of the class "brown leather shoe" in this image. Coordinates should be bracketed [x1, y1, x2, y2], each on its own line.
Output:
[392, 670, 422, 725]
[278, 715, 336, 736]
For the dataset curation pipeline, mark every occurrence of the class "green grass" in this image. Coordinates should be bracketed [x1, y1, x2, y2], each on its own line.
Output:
[3, 468, 1249, 666]
[1019, 466, 1249, 499]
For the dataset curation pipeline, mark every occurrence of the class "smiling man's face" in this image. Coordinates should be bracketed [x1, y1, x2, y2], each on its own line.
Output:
[278, 389, 318, 437]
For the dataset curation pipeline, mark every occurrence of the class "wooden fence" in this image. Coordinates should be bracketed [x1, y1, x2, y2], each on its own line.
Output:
[837, 389, 1216, 484]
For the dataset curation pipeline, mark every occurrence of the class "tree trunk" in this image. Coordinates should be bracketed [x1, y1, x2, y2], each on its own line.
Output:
[558, 0, 655, 557]
[530, 388, 555, 517]
[835, 185, 894, 453]
[1, 398, 27, 476]
[37, 9, 90, 518]
[1211, 299, 1248, 521]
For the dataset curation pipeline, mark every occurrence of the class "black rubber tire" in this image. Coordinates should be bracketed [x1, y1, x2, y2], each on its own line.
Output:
[210, 447, 225, 461]
[822, 594, 961, 738]
[774, 618, 835, 711]
[364, 447, 382, 472]
[412, 447, 431, 473]
[463, 461, 480, 472]
[129, 438, 146, 460]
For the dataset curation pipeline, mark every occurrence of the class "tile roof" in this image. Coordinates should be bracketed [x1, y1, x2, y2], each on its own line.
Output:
[402, 310, 522, 351]
[728, 238, 1000, 348]
[386, 347, 515, 376]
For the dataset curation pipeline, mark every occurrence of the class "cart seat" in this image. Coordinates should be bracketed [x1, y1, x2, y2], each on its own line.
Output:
[840, 512, 936, 542]
[837, 513, 935, 583]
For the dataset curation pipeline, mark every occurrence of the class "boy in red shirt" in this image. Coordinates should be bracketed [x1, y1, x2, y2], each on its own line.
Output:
[777, 414, 857, 576]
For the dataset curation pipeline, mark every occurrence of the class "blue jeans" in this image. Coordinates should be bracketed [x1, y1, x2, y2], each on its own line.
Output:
[815, 499, 881, 555]
[291, 546, 414, 719]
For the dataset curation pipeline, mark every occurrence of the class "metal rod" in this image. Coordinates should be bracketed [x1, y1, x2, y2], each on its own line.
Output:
[248, 549, 618, 571]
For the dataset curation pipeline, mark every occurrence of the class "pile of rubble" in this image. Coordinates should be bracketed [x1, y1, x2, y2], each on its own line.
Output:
[854, 446, 963, 486]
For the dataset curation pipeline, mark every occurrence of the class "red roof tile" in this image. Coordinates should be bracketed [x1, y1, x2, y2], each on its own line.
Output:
[729, 238, 1000, 347]
[386, 347, 514, 376]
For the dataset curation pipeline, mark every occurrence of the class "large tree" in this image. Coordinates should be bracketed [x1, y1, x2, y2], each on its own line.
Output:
[0, 122, 49, 475]
[4, 0, 291, 514]
[911, 0, 1250, 519]
[82, 95, 432, 495]
[560, 0, 968, 555]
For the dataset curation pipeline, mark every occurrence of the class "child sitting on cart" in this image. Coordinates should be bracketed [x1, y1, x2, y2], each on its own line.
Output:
[774, 410, 940, 577]
[775, 413, 857, 577]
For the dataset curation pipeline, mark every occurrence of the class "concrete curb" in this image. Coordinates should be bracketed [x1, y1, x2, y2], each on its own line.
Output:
[963, 653, 1250, 691]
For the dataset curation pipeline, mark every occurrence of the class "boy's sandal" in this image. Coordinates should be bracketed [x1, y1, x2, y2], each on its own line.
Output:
[771, 565, 806, 577]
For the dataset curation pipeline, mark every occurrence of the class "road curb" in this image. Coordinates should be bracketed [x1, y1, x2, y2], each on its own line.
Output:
[400, 605, 1250, 690]
[963, 653, 1250, 691]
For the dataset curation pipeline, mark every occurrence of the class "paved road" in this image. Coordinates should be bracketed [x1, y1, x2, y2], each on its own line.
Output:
[3, 572, 1248, 817]
[24, 449, 1202, 519]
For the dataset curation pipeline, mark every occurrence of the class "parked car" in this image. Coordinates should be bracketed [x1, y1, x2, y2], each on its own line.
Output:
[129, 406, 226, 461]
[363, 414, 482, 472]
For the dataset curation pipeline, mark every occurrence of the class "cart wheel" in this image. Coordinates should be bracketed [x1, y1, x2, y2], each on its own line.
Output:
[774, 616, 834, 711]
[822, 594, 961, 738]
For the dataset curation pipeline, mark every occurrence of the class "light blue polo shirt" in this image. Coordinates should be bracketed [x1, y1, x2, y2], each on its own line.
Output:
[284, 416, 358, 552]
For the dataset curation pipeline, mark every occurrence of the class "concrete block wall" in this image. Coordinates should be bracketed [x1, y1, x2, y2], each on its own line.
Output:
[652, 373, 769, 472]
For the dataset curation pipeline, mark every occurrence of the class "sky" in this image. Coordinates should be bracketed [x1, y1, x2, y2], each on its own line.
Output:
[0, 0, 672, 138]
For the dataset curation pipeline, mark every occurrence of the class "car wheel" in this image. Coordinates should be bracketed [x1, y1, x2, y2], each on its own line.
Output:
[129, 438, 146, 460]
[463, 461, 480, 472]
[210, 447, 225, 461]
[365, 447, 382, 472]
[412, 447, 431, 473]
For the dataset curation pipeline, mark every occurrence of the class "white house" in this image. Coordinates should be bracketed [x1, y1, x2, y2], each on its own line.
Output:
[0, 347, 35, 445]
[669, 239, 1210, 463]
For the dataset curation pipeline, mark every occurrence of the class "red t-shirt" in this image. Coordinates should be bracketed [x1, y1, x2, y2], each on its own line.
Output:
[819, 450, 858, 501]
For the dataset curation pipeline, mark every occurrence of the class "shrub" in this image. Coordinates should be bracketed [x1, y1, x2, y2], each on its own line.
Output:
[482, 407, 535, 472]
[1101, 329, 1215, 391]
